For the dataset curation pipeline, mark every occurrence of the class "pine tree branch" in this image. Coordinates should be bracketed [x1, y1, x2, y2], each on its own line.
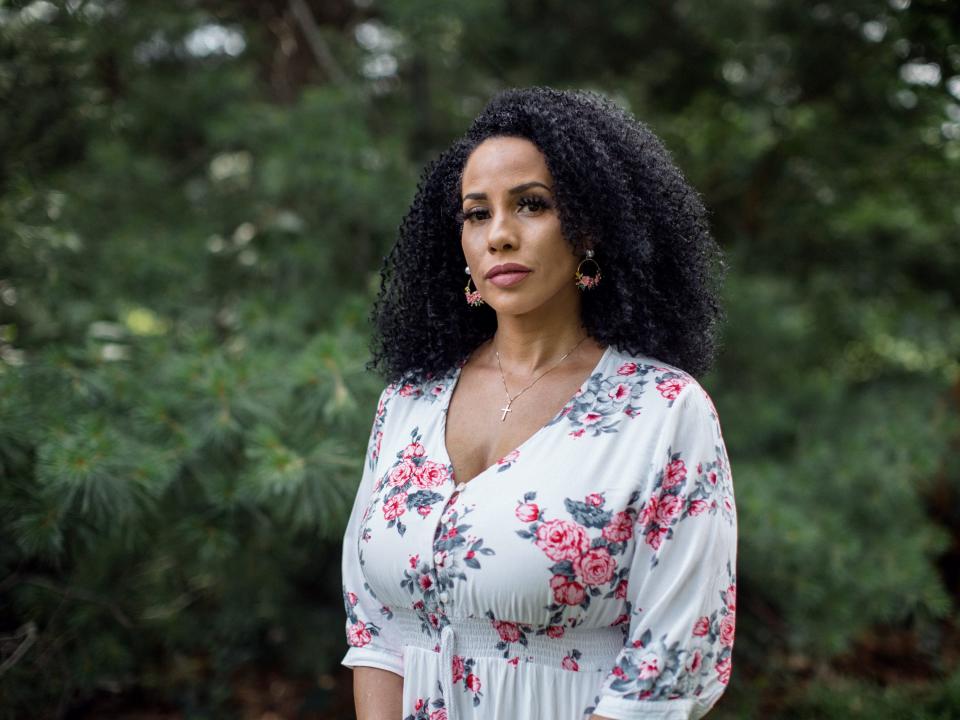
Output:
[22, 575, 133, 628]
[0, 622, 37, 677]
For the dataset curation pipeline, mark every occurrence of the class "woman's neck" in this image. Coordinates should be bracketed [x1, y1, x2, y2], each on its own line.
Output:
[483, 316, 597, 375]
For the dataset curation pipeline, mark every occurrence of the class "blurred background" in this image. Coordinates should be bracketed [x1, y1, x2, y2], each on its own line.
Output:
[2, 0, 959, 718]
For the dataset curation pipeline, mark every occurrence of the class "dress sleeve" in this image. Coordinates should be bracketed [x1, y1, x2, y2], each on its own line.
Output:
[340, 384, 405, 677]
[591, 382, 738, 720]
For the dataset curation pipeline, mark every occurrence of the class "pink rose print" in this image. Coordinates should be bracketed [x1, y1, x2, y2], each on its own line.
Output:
[688, 498, 708, 516]
[719, 614, 736, 647]
[402, 441, 426, 459]
[546, 625, 565, 639]
[409, 554, 419, 568]
[692, 616, 710, 637]
[550, 574, 586, 605]
[725, 584, 737, 611]
[562, 655, 579, 671]
[636, 443, 724, 566]
[639, 495, 659, 526]
[347, 591, 358, 606]
[535, 519, 590, 562]
[465, 674, 481, 692]
[493, 620, 522, 643]
[608, 383, 630, 400]
[516, 489, 638, 620]
[573, 547, 617, 586]
[602, 510, 634, 543]
[389, 460, 416, 487]
[413, 460, 449, 489]
[592, 560, 737, 710]
[637, 652, 662, 679]
[430, 711, 447, 720]
[716, 656, 732, 684]
[614, 579, 628, 600]
[662, 458, 687, 489]
[617, 362, 638, 376]
[374, 427, 452, 537]
[654, 493, 683, 525]
[347, 621, 372, 647]
[645, 526, 668, 550]
[451, 655, 464, 683]
[582, 411, 603, 425]
[383, 491, 407, 521]
[569, 428, 586, 438]
[515, 502, 540, 522]
[418, 574, 433, 591]
[656, 376, 689, 401]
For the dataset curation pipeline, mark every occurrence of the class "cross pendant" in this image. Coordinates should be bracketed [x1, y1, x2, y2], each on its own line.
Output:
[500, 403, 512, 421]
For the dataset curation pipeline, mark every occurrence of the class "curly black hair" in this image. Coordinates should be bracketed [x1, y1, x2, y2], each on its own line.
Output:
[367, 86, 726, 385]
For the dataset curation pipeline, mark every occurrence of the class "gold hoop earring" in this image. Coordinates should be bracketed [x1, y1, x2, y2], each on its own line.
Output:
[464, 266, 485, 306]
[575, 249, 601, 290]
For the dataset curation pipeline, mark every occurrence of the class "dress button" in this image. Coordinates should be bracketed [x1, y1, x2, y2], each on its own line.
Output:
[438, 591, 450, 603]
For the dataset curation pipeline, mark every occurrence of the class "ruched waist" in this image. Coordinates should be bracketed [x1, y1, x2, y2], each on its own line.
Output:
[393, 606, 626, 672]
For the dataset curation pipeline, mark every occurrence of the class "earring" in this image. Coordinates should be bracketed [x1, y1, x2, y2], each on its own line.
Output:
[464, 266, 485, 306]
[575, 249, 601, 290]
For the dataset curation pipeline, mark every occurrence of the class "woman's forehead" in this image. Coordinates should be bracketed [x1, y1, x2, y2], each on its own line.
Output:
[461, 137, 553, 193]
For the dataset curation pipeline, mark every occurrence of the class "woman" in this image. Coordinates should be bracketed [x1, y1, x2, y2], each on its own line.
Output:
[341, 86, 737, 720]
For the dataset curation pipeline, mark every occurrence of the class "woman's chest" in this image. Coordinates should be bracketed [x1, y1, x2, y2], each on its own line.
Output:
[356, 409, 659, 628]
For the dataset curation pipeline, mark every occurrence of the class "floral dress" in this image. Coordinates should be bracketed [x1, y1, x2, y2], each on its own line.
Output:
[341, 344, 737, 720]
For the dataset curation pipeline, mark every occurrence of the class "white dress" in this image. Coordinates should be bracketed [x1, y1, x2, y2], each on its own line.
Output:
[341, 344, 737, 720]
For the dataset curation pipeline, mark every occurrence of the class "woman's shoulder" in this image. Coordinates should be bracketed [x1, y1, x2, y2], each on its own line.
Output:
[603, 345, 724, 442]
[377, 365, 458, 410]
[603, 344, 704, 399]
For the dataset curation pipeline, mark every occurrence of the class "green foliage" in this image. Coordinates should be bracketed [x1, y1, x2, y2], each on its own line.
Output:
[1, 0, 959, 717]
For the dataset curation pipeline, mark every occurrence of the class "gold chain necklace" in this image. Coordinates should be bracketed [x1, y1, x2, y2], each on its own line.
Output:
[494, 334, 589, 422]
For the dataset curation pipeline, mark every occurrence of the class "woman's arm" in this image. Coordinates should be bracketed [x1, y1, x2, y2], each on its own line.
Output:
[587, 384, 738, 719]
[353, 666, 403, 720]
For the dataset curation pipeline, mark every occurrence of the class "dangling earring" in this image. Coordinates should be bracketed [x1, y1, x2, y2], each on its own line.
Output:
[464, 265, 485, 306]
[575, 249, 601, 290]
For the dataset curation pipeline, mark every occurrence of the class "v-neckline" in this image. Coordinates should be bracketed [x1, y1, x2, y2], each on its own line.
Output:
[439, 344, 613, 492]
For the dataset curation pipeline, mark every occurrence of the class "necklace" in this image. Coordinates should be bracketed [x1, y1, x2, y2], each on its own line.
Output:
[494, 334, 590, 422]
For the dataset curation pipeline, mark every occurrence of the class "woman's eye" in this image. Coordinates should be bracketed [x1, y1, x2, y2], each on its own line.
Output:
[464, 208, 489, 223]
[518, 195, 550, 213]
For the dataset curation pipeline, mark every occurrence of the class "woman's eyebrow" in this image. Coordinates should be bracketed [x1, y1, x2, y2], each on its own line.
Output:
[461, 181, 552, 203]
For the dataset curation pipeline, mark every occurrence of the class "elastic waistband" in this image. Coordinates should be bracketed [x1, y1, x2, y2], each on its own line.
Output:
[394, 607, 626, 671]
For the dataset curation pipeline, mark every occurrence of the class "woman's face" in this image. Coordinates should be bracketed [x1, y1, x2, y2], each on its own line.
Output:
[460, 136, 582, 319]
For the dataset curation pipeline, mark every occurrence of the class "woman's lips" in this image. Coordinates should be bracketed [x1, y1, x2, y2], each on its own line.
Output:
[488, 270, 531, 288]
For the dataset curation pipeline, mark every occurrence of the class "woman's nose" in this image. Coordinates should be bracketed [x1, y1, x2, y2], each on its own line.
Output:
[487, 208, 518, 251]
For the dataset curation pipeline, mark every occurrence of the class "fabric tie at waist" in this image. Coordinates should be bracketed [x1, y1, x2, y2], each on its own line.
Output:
[439, 624, 459, 720]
